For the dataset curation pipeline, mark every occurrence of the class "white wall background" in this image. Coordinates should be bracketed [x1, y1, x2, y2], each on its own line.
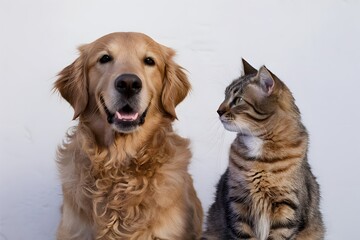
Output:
[0, 0, 359, 239]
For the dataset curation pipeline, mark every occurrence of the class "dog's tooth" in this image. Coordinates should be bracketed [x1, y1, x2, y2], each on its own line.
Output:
[116, 111, 122, 119]
[132, 113, 139, 120]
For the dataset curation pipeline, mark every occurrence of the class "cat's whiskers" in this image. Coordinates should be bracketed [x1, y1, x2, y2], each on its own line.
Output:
[208, 116, 229, 164]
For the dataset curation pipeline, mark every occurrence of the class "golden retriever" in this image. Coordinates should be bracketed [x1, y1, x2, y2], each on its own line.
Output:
[54, 32, 203, 240]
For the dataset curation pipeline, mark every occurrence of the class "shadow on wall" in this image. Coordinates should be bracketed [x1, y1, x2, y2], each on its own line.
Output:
[0, 233, 8, 240]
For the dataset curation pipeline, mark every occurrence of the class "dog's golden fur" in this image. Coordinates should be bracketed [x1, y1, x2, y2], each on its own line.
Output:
[54, 32, 203, 239]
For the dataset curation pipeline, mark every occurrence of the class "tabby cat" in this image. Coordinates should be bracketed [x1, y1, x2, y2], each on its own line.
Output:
[202, 59, 324, 240]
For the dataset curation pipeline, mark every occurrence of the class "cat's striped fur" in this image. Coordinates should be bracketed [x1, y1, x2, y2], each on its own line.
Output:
[202, 59, 324, 240]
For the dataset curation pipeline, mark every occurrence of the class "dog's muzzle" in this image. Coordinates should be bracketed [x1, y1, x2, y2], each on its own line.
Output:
[100, 74, 149, 133]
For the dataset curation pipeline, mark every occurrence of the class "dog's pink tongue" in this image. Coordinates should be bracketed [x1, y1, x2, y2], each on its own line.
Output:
[116, 112, 139, 121]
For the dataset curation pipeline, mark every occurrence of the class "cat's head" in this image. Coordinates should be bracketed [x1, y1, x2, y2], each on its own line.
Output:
[217, 59, 299, 135]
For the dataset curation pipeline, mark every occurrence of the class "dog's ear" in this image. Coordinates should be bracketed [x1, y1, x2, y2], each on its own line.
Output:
[161, 48, 191, 120]
[54, 45, 89, 120]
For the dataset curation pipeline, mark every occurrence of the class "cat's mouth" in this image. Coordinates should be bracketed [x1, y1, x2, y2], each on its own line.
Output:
[219, 114, 238, 132]
[218, 111, 254, 134]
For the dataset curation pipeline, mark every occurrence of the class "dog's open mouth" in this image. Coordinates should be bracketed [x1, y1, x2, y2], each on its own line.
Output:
[100, 95, 148, 132]
[116, 111, 139, 121]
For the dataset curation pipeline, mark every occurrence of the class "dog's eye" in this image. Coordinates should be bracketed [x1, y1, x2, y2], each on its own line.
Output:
[144, 57, 155, 66]
[99, 54, 112, 64]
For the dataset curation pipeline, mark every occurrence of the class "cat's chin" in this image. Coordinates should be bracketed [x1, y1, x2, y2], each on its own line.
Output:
[222, 122, 253, 135]
[222, 123, 242, 132]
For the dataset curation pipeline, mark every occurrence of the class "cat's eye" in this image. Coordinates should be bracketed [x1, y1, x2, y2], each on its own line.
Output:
[99, 54, 112, 64]
[230, 97, 243, 107]
[144, 57, 155, 66]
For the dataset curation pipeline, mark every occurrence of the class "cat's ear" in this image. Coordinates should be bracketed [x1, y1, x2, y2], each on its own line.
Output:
[242, 58, 258, 75]
[257, 66, 275, 95]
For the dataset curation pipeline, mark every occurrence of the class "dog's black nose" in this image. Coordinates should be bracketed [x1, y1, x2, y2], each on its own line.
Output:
[115, 74, 142, 97]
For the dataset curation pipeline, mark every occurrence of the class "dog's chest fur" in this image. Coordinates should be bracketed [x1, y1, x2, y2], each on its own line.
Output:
[59, 128, 191, 239]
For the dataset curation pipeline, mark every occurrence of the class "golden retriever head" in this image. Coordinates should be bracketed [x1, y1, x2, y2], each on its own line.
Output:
[55, 32, 190, 137]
